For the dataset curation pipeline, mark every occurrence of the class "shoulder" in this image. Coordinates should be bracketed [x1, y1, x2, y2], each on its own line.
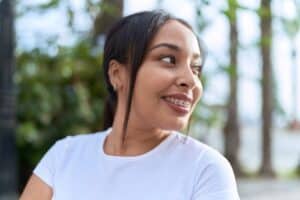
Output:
[53, 129, 108, 154]
[32, 129, 108, 188]
[173, 131, 229, 165]
[173, 133, 239, 199]
[57, 131, 102, 146]
[174, 131, 236, 184]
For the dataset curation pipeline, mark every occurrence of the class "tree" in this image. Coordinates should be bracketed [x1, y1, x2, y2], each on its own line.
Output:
[92, 0, 123, 43]
[222, 0, 241, 176]
[280, 1, 300, 130]
[0, 0, 18, 198]
[259, 0, 275, 176]
[15, 0, 124, 190]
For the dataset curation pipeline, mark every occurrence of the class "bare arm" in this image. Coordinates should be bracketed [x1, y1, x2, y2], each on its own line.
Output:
[19, 174, 53, 200]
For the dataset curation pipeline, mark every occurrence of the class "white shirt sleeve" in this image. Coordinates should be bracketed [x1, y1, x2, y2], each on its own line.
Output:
[191, 149, 240, 200]
[33, 139, 64, 187]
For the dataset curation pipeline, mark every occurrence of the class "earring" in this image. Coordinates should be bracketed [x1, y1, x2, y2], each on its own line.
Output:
[113, 84, 118, 91]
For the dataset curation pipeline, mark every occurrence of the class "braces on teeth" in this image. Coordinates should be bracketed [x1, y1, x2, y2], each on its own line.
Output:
[165, 97, 190, 107]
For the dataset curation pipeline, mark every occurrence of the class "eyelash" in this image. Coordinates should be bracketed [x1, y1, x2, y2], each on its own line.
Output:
[191, 65, 203, 76]
[160, 55, 176, 65]
[159, 55, 202, 77]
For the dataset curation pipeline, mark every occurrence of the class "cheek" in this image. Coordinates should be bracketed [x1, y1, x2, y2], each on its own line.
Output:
[194, 81, 203, 103]
[137, 65, 174, 95]
[132, 76, 157, 107]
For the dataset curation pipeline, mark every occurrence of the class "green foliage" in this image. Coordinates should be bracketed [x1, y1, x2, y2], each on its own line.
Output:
[259, 35, 272, 47]
[17, 0, 61, 16]
[281, 17, 300, 40]
[16, 40, 106, 169]
[85, 0, 102, 18]
[220, 64, 238, 77]
[195, 0, 212, 31]
[196, 8, 209, 31]
[272, 71, 286, 117]
[100, 1, 121, 16]
[257, 5, 272, 19]
[37, 0, 60, 10]
[257, 72, 286, 117]
[15, 0, 124, 188]
[193, 102, 224, 130]
[222, 0, 239, 22]
[190, 71, 226, 138]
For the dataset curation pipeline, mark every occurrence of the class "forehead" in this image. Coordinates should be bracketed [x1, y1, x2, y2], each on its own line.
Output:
[149, 20, 201, 56]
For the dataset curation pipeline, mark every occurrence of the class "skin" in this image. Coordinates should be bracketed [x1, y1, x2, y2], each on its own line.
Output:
[105, 20, 203, 156]
[19, 174, 52, 200]
[19, 19, 203, 200]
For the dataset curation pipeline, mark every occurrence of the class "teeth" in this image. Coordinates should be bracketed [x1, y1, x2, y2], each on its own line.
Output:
[164, 97, 190, 107]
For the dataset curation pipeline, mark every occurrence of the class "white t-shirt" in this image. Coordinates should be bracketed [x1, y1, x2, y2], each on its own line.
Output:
[34, 128, 240, 200]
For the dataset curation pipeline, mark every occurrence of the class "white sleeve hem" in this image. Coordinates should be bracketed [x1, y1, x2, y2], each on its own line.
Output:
[33, 169, 53, 188]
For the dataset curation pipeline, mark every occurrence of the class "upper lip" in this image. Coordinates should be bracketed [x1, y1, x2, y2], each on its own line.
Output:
[162, 93, 193, 104]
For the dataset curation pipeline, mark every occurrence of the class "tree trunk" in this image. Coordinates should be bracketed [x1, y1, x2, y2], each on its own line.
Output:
[92, 0, 123, 43]
[0, 0, 18, 199]
[259, 0, 275, 176]
[290, 47, 300, 129]
[223, 0, 241, 176]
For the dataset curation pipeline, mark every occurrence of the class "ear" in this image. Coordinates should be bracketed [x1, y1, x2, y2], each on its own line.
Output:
[108, 59, 127, 91]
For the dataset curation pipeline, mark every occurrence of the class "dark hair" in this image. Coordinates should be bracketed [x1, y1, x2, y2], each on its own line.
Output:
[102, 10, 205, 143]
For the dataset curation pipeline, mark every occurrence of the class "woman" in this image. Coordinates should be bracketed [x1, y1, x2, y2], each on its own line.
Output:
[20, 10, 240, 200]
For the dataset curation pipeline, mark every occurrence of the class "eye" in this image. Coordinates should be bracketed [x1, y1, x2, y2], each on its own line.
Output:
[160, 55, 176, 64]
[191, 65, 203, 76]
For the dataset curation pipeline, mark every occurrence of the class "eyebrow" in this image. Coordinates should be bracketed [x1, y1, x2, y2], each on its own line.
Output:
[148, 43, 180, 52]
[148, 42, 201, 60]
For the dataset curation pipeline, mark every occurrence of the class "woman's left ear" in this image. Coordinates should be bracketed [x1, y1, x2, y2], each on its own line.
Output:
[108, 59, 127, 92]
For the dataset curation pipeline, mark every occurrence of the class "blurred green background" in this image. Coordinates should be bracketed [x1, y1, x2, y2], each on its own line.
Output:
[1, 0, 300, 199]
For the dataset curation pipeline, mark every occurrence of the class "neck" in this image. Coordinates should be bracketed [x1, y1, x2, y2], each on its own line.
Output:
[104, 121, 171, 156]
[104, 100, 171, 156]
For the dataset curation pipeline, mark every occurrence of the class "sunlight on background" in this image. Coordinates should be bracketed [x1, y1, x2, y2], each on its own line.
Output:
[16, 0, 300, 124]
[11, 0, 300, 199]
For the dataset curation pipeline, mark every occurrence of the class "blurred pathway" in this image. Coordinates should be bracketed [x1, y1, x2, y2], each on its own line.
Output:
[238, 178, 300, 200]
[201, 126, 300, 172]
[196, 126, 300, 199]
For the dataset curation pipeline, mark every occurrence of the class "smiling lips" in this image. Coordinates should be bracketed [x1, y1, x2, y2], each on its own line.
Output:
[162, 94, 193, 115]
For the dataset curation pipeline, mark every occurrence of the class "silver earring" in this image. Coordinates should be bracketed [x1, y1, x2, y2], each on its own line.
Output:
[113, 84, 117, 91]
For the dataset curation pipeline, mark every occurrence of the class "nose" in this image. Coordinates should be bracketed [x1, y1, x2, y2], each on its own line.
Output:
[176, 64, 196, 89]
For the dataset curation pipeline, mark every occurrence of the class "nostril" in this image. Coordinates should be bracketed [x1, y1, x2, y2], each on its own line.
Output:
[179, 82, 188, 87]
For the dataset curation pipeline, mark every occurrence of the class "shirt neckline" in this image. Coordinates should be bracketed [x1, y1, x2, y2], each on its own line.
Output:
[99, 128, 176, 161]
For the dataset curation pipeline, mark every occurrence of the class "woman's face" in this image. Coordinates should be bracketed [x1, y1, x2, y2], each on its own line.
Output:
[129, 20, 203, 131]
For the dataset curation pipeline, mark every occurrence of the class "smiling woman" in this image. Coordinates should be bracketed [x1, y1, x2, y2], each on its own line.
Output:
[19, 10, 240, 200]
